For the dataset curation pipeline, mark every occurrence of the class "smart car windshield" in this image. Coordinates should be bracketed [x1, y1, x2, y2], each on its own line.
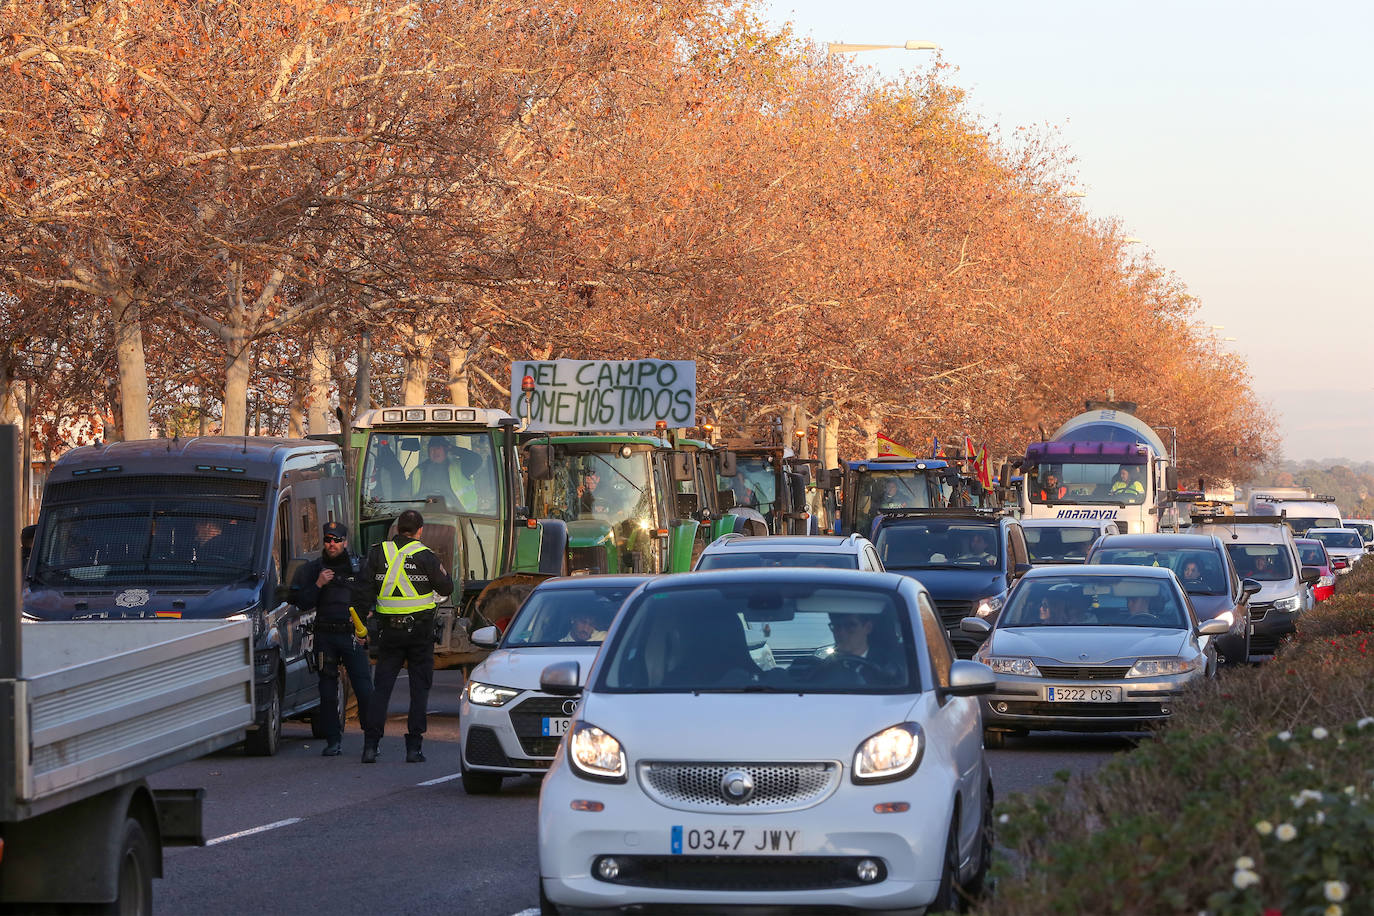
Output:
[597, 583, 916, 693]
[874, 520, 1002, 570]
[503, 584, 642, 647]
[1224, 544, 1294, 582]
[1024, 526, 1098, 564]
[696, 551, 859, 571]
[999, 575, 1189, 629]
[1296, 542, 1328, 567]
[1090, 547, 1229, 595]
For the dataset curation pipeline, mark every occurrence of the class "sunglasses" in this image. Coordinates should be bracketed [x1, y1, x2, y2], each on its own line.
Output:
[323, 536, 346, 544]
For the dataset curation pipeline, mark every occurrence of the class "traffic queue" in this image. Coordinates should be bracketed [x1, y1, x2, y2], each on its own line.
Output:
[15, 360, 1371, 916]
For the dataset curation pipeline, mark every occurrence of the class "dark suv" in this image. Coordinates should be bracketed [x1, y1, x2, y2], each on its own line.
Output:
[1085, 533, 1259, 665]
[871, 509, 1030, 657]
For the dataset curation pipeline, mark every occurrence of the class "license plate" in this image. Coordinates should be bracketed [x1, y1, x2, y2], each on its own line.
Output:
[671, 825, 801, 854]
[541, 717, 571, 737]
[1044, 685, 1121, 702]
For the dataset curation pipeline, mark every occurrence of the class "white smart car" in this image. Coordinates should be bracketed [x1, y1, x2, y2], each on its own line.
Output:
[536, 568, 996, 914]
[459, 575, 650, 794]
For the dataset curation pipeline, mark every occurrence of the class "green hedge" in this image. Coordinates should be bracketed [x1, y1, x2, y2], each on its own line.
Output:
[979, 559, 1374, 916]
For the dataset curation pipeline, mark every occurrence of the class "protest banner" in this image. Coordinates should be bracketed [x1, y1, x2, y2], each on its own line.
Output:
[510, 359, 697, 432]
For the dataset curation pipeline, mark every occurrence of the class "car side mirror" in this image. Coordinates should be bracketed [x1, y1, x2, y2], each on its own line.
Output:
[540, 660, 581, 696]
[1299, 566, 1321, 585]
[1241, 578, 1261, 598]
[942, 660, 997, 698]
[1198, 618, 1231, 637]
[524, 443, 552, 481]
[959, 617, 992, 636]
[470, 625, 501, 649]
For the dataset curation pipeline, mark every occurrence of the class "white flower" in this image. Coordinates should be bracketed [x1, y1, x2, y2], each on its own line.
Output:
[1325, 880, 1349, 902]
[998, 813, 1010, 824]
[1293, 789, 1323, 808]
[1234, 855, 1255, 870]
[1357, 717, 1374, 729]
[1312, 810, 1326, 825]
[1276, 822, 1298, 842]
[1255, 820, 1274, 835]
[1326, 905, 1343, 916]
[1313, 726, 1329, 740]
[1277, 730, 1293, 741]
[1232, 868, 1261, 890]
[1344, 786, 1356, 796]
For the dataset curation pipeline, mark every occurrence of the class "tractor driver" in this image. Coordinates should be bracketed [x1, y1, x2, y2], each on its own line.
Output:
[408, 437, 492, 513]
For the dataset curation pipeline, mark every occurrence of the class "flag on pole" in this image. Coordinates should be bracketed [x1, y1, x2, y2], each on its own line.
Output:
[978, 446, 993, 489]
[877, 434, 917, 458]
[963, 435, 975, 463]
[931, 436, 943, 459]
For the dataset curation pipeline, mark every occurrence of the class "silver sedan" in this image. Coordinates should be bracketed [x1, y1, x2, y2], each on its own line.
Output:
[965, 565, 1228, 746]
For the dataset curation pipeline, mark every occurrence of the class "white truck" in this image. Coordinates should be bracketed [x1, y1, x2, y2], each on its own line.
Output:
[1, 426, 255, 914]
[1017, 403, 1178, 534]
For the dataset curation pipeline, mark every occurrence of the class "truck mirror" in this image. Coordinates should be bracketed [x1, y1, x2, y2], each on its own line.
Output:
[675, 491, 700, 518]
[788, 473, 807, 513]
[20, 524, 35, 570]
[524, 443, 552, 480]
[670, 453, 692, 482]
[717, 489, 737, 511]
[793, 464, 814, 485]
[719, 451, 738, 477]
[1165, 467, 1179, 491]
[816, 468, 840, 490]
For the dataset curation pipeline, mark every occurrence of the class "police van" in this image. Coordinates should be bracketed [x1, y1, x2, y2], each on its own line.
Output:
[23, 436, 351, 755]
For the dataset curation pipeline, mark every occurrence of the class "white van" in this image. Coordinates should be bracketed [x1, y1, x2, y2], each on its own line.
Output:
[1248, 494, 1342, 537]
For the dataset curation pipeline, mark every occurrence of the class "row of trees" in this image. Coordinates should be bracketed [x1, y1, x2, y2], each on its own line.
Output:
[1, 0, 1274, 480]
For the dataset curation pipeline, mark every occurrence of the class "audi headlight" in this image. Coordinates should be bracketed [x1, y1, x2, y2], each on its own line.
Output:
[975, 595, 1004, 618]
[983, 656, 1041, 677]
[467, 681, 521, 707]
[1273, 595, 1302, 613]
[853, 723, 924, 784]
[568, 723, 627, 782]
[1127, 657, 1201, 678]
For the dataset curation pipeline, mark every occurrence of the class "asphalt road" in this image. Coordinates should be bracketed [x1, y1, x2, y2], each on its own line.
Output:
[148, 671, 1135, 916]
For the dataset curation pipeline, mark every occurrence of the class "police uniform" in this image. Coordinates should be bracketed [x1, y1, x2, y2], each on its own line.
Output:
[360, 525, 453, 763]
[289, 521, 375, 756]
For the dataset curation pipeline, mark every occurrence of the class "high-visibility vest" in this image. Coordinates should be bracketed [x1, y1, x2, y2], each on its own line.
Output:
[410, 462, 483, 512]
[376, 540, 437, 614]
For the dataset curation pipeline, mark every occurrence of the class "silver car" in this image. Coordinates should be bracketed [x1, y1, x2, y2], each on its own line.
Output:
[966, 565, 1227, 746]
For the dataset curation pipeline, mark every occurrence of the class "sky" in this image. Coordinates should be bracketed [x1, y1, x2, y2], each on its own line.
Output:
[761, 0, 1374, 464]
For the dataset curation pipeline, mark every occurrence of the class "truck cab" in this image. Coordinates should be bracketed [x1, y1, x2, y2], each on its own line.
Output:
[350, 405, 566, 670]
[715, 438, 816, 536]
[524, 433, 698, 574]
[835, 457, 949, 538]
[23, 436, 347, 755]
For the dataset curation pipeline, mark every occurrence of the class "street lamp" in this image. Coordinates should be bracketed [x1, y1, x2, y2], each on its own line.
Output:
[826, 39, 939, 54]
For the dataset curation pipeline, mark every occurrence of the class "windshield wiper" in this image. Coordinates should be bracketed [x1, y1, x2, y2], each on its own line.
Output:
[691, 685, 797, 694]
[590, 455, 645, 496]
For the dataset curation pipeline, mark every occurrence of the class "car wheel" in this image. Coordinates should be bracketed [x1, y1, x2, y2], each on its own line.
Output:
[94, 817, 154, 916]
[245, 674, 282, 757]
[929, 813, 964, 913]
[461, 761, 504, 795]
[982, 729, 1006, 750]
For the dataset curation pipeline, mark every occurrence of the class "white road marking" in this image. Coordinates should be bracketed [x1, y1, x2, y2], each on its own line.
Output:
[205, 817, 303, 846]
[509, 909, 540, 916]
[417, 771, 464, 787]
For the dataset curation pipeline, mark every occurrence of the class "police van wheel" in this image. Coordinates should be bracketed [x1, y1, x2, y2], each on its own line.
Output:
[245, 676, 282, 756]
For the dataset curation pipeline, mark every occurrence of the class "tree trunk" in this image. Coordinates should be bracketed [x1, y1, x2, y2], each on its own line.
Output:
[198, 386, 209, 436]
[446, 339, 480, 407]
[111, 292, 150, 440]
[353, 329, 372, 413]
[307, 336, 332, 433]
[862, 409, 881, 460]
[400, 328, 436, 404]
[221, 334, 252, 437]
[824, 414, 840, 469]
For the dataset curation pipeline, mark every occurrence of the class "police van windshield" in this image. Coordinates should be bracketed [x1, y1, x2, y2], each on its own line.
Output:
[361, 432, 499, 517]
[33, 498, 259, 587]
[1029, 463, 1147, 506]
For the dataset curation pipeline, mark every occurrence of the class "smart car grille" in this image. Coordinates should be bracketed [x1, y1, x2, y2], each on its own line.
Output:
[508, 695, 578, 758]
[638, 761, 839, 813]
[1037, 665, 1132, 680]
[591, 855, 885, 890]
[934, 599, 973, 628]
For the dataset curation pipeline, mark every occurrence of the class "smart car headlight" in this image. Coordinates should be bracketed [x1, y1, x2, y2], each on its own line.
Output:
[975, 595, 1004, 618]
[467, 680, 521, 707]
[853, 723, 924, 784]
[1273, 594, 1302, 613]
[1126, 657, 1200, 678]
[568, 722, 627, 782]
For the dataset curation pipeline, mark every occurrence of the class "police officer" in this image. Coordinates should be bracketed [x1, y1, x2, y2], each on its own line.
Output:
[360, 509, 453, 764]
[290, 522, 375, 757]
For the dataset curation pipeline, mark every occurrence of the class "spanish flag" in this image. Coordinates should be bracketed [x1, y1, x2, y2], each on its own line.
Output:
[876, 434, 917, 458]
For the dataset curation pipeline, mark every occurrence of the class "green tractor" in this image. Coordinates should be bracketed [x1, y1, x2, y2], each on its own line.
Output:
[715, 434, 817, 536]
[522, 433, 705, 574]
[349, 404, 566, 670]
